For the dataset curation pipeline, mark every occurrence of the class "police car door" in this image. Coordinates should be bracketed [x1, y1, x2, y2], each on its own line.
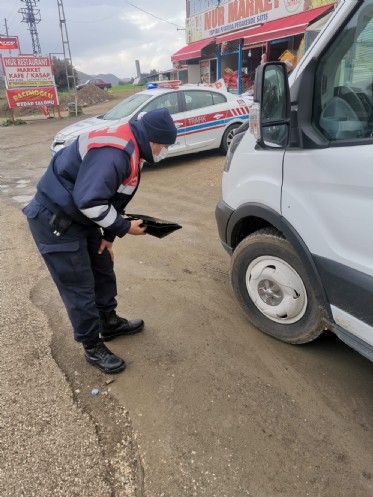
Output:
[181, 89, 229, 152]
[282, 1, 373, 345]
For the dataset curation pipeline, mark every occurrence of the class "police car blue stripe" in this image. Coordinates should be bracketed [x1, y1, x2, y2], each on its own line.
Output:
[177, 115, 249, 136]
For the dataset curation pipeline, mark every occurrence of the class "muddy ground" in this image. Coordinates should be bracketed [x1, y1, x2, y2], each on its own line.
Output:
[1, 100, 373, 497]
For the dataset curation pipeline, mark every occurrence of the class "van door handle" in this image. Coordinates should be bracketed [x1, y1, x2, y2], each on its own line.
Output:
[213, 113, 224, 119]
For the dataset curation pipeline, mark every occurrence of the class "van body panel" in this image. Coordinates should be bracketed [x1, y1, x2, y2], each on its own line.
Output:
[282, 146, 373, 278]
[222, 131, 284, 213]
[332, 306, 373, 348]
[314, 255, 373, 328]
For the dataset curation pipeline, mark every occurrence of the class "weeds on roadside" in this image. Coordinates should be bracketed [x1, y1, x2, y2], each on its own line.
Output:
[2, 118, 27, 127]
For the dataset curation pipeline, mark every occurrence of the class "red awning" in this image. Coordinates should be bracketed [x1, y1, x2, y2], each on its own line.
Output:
[216, 4, 334, 46]
[171, 39, 214, 62]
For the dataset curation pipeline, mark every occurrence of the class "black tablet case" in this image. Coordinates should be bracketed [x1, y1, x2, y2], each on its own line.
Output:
[126, 214, 182, 239]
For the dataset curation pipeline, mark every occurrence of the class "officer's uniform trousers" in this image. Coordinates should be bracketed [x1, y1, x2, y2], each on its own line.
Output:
[23, 199, 117, 343]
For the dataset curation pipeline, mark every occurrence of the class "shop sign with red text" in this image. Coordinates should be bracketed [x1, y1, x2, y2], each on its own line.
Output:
[0, 36, 19, 50]
[6, 87, 59, 109]
[186, 0, 335, 42]
[1, 55, 55, 88]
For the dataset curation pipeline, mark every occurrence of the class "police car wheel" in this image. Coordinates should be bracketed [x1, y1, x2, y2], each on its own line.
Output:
[230, 227, 327, 344]
[219, 123, 241, 154]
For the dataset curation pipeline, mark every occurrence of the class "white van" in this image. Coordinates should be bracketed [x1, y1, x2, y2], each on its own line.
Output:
[215, 0, 373, 361]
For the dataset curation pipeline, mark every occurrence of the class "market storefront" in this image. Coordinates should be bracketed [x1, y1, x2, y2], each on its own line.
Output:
[172, 39, 217, 84]
[171, 0, 335, 93]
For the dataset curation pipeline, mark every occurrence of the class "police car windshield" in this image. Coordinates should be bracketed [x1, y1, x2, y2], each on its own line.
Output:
[101, 93, 152, 120]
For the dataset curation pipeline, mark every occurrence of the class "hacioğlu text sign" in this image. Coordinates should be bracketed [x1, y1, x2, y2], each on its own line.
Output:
[5, 87, 59, 109]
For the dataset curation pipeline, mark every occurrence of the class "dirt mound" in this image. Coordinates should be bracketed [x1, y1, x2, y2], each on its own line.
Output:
[60, 85, 115, 109]
[76, 85, 115, 106]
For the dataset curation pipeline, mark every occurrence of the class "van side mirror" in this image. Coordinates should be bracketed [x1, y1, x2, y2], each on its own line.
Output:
[250, 62, 291, 148]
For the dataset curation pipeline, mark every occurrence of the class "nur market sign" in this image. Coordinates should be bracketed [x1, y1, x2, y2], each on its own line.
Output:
[186, 0, 333, 42]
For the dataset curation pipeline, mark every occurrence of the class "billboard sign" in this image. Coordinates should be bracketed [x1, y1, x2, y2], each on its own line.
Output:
[5, 87, 59, 109]
[0, 36, 20, 50]
[1, 55, 55, 88]
[186, 0, 334, 42]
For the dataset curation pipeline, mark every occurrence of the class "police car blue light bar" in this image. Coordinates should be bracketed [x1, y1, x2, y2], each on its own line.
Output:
[146, 80, 181, 90]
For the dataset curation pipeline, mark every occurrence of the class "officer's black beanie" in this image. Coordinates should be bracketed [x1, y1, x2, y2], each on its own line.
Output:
[141, 108, 177, 145]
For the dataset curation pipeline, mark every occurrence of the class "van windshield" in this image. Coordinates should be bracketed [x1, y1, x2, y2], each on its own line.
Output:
[101, 93, 152, 120]
[314, 0, 373, 140]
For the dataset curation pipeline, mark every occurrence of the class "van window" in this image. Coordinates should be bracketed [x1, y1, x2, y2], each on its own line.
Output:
[314, 1, 373, 141]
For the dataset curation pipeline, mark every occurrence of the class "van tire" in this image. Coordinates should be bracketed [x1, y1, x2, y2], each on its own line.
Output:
[230, 227, 327, 344]
[219, 123, 240, 154]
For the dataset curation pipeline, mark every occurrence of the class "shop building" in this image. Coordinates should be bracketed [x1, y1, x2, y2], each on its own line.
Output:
[171, 0, 335, 93]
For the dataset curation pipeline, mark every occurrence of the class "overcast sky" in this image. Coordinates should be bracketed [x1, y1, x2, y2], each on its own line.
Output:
[2, 0, 187, 77]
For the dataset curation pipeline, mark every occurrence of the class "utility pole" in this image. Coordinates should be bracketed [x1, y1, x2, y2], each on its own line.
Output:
[4, 18, 11, 54]
[57, 0, 76, 92]
[19, 0, 41, 55]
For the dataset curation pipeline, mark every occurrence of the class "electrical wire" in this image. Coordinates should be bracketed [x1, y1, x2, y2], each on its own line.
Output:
[68, 11, 123, 24]
[66, 2, 183, 27]
[124, 1, 184, 29]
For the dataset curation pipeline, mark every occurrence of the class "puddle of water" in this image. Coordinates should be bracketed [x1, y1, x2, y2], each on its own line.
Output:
[12, 195, 33, 203]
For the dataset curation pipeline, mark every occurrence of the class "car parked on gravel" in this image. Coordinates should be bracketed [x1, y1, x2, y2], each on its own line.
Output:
[76, 78, 112, 91]
[52, 81, 252, 157]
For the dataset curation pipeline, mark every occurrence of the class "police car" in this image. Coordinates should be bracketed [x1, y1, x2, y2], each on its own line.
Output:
[51, 81, 252, 157]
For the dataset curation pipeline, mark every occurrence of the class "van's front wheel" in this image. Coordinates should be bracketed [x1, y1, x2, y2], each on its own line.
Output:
[231, 228, 327, 344]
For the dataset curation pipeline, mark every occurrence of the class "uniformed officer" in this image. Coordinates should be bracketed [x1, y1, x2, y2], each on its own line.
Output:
[23, 108, 177, 374]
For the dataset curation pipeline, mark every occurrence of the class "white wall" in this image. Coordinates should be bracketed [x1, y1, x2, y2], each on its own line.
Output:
[188, 64, 201, 83]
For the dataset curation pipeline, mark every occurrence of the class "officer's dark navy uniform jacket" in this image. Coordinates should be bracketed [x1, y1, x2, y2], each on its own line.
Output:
[23, 119, 155, 343]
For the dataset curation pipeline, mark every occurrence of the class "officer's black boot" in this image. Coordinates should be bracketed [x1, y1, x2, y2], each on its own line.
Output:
[83, 338, 126, 374]
[99, 310, 144, 342]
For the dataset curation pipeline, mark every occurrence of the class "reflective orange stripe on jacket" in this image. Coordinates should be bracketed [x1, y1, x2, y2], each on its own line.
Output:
[78, 123, 141, 195]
